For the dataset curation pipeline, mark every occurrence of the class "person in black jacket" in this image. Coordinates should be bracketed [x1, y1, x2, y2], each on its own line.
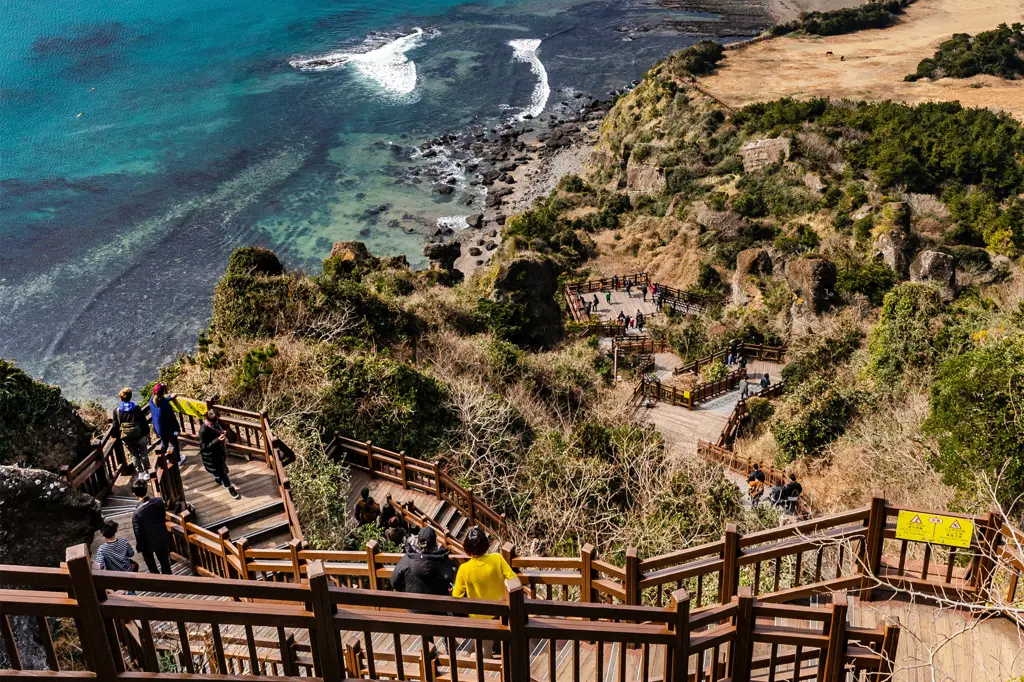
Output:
[391, 527, 458, 614]
[131, 478, 172, 574]
[199, 409, 239, 499]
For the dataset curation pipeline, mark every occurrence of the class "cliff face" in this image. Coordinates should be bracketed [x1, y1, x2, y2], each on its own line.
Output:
[0, 359, 93, 472]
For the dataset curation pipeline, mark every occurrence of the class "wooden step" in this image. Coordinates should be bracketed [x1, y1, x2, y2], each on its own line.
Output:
[450, 515, 469, 539]
[434, 502, 459, 529]
[202, 500, 284, 533]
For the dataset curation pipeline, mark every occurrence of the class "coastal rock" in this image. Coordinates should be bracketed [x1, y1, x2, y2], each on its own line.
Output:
[736, 248, 773, 278]
[786, 258, 837, 314]
[910, 250, 957, 300]
[871, 228, 911, 279]
[435, 184, 454, 195]
[0, 465, 103, 670]
[329, 240, 372, 263]
[423, 240, 461, 270]
[0, 361, 93, 471]
[626, 162, 666, 195]
[467, 214, 483, 229]
[491, 255, 563, 349]
[469, 247, 482, 257]
[738, 137, 791, 172]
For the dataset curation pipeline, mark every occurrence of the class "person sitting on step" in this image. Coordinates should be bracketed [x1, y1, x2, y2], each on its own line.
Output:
[354, 488, 380, 526]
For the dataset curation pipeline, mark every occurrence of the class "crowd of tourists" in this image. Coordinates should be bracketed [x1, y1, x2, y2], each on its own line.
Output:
[96, 383, 247, 577]
[575, 276, 667, 320]
[354, 492, 514, 653]
[746, 464, 803, 511]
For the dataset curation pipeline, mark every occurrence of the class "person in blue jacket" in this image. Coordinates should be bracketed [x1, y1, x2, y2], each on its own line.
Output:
[149, 384, 185, 465]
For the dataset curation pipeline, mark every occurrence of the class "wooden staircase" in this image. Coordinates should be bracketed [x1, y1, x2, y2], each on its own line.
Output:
[202, 499, 292, 549]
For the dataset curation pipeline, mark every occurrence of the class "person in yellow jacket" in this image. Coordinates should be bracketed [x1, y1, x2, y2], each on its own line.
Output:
[452, 526, 515, 657]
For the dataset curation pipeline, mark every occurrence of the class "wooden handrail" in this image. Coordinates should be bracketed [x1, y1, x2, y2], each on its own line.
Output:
[0, 545, 895, 681]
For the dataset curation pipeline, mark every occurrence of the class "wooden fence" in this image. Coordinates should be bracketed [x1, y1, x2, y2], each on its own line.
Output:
[0, 542, 899, 682]
[325, 433, 508, 541]
[716, 381, 786, 449]
[638, 368, 748, 410]
[674, 343, 787, 377]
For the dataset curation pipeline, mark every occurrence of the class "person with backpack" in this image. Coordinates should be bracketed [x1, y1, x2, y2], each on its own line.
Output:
[131, 478, 172, 574]
[149, 384, 185, 465]
[112, 388, 150, 480]
[354, 488, 380, 525]
[747, 464, 766, 508]
[391, 527, 458, 614]
[199, 409, 240, 499]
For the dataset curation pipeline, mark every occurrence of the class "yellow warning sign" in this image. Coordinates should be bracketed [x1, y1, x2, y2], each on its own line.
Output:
[171, 397, 208, 419]
[895, 510, 974, 548]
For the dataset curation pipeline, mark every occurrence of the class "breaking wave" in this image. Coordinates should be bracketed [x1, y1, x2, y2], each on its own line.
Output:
[508, 39, 550, 120]
[290, 29, 425, 100]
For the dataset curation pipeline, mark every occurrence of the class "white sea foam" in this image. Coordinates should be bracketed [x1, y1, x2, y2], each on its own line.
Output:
[436, 215, 470, 232]
[508, 39, 550, 120]
[290, 29, 424, 99]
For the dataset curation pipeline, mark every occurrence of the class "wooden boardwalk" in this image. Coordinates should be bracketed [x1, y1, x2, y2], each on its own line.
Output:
[851, 597, 1024, 682]
[92, 446, 290, 566]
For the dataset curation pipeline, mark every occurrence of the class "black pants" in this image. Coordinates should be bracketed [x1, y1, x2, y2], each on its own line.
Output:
[157, 433, 180, 457]
[213, 469, 233, 488]
[143, 546, 172, 575]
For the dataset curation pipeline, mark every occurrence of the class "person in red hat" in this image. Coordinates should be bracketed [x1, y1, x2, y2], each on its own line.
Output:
[148, 384, 185, 465]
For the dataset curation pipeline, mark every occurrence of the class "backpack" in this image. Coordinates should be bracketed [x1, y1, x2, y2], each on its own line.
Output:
[748, 480, 764, 498]
[119, 408, 146, 442]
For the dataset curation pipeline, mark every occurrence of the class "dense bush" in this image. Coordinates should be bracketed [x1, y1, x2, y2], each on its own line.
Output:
[774, 225, 820, 255]
[771, 378, 863, 462]
[867, 283, 945, 383]
[835, 255, 897, 305]
[315, 356, 457, 458]
[781, 323, 863, 388]
[907, 23, 1024, 81]
[735, 99, 1024, 200]
[289, 446, 351, 550]
[925, 333, 1024, 507]
[661, 40, 726, 79]
[224, 246, 284, 277]
[770, 0, 911, 36]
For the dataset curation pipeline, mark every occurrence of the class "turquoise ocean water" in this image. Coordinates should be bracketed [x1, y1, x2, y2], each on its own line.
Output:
[0, 0, 759, 399]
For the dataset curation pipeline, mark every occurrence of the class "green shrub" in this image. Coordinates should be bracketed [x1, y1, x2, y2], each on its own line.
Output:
[700, 359, 729, 383]
[774, 225, 820, 255]
[867, 283, 945, 383]
[836, 256, 897, 305]
[731, 191, 768, 218]
[771, 378, 863, 462]
[235, 344, 278, 392]
[770, 0, 912, 37]
[745, 397, 775, 431]
[661, 40, 726, 79]
[315, 356, 457, 458]
[925, 333, 1024, 507]
[224, 246, 284, 277]
[289, 446, 351, 550]
[907, 23, 1024, 81]
[781, 324, 863, 388]
[735, 99, 1024, 199]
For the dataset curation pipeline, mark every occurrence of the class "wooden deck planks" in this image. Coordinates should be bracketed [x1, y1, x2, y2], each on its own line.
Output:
[850, 596, 1024, 682]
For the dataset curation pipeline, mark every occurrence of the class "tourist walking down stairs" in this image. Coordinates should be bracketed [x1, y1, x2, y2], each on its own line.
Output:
[199, 409, 240, 499]
[112, 388, 150, 480]
[131, 478, 173, 575]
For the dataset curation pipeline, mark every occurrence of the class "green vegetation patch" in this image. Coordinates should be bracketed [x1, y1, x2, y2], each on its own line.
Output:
[907, 23, 1024, 81]
[770, 0, 913, 37]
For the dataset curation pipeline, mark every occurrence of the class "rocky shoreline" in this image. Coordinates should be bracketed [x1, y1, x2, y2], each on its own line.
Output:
[414, 90, 623, 278]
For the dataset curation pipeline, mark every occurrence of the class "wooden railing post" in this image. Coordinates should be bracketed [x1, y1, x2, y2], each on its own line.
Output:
[289, 538, 304, 583]
[878, 618, 901, 682]
[65, 545, 120, 678]
[181, 509, 199, 575]
[399, 450, 409, 490]
[973, 511, 1004, 596]
[721, 523, 740, 603]
[433, 461, 443, 500]
[217, 527, 232, 579]
[861, 495, 887, 601]
[236, 536, 251, 582]
[625, 547, 640, 606]
[365, 441, 374, 474]
[580, 543, 595, 603]
[729, 587, 754, 682]
[308, 561, 343, 680]
[468, 489, 477, 526]
[501, 542, 517, 567]
[821, 594, 848, 682]
[669, 589, 690, 682]
[366, 540, 379, 590]
[505, 578, 529, 682]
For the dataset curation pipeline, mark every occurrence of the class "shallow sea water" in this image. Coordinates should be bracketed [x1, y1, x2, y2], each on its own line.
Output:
[0, 0, 757, 399]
